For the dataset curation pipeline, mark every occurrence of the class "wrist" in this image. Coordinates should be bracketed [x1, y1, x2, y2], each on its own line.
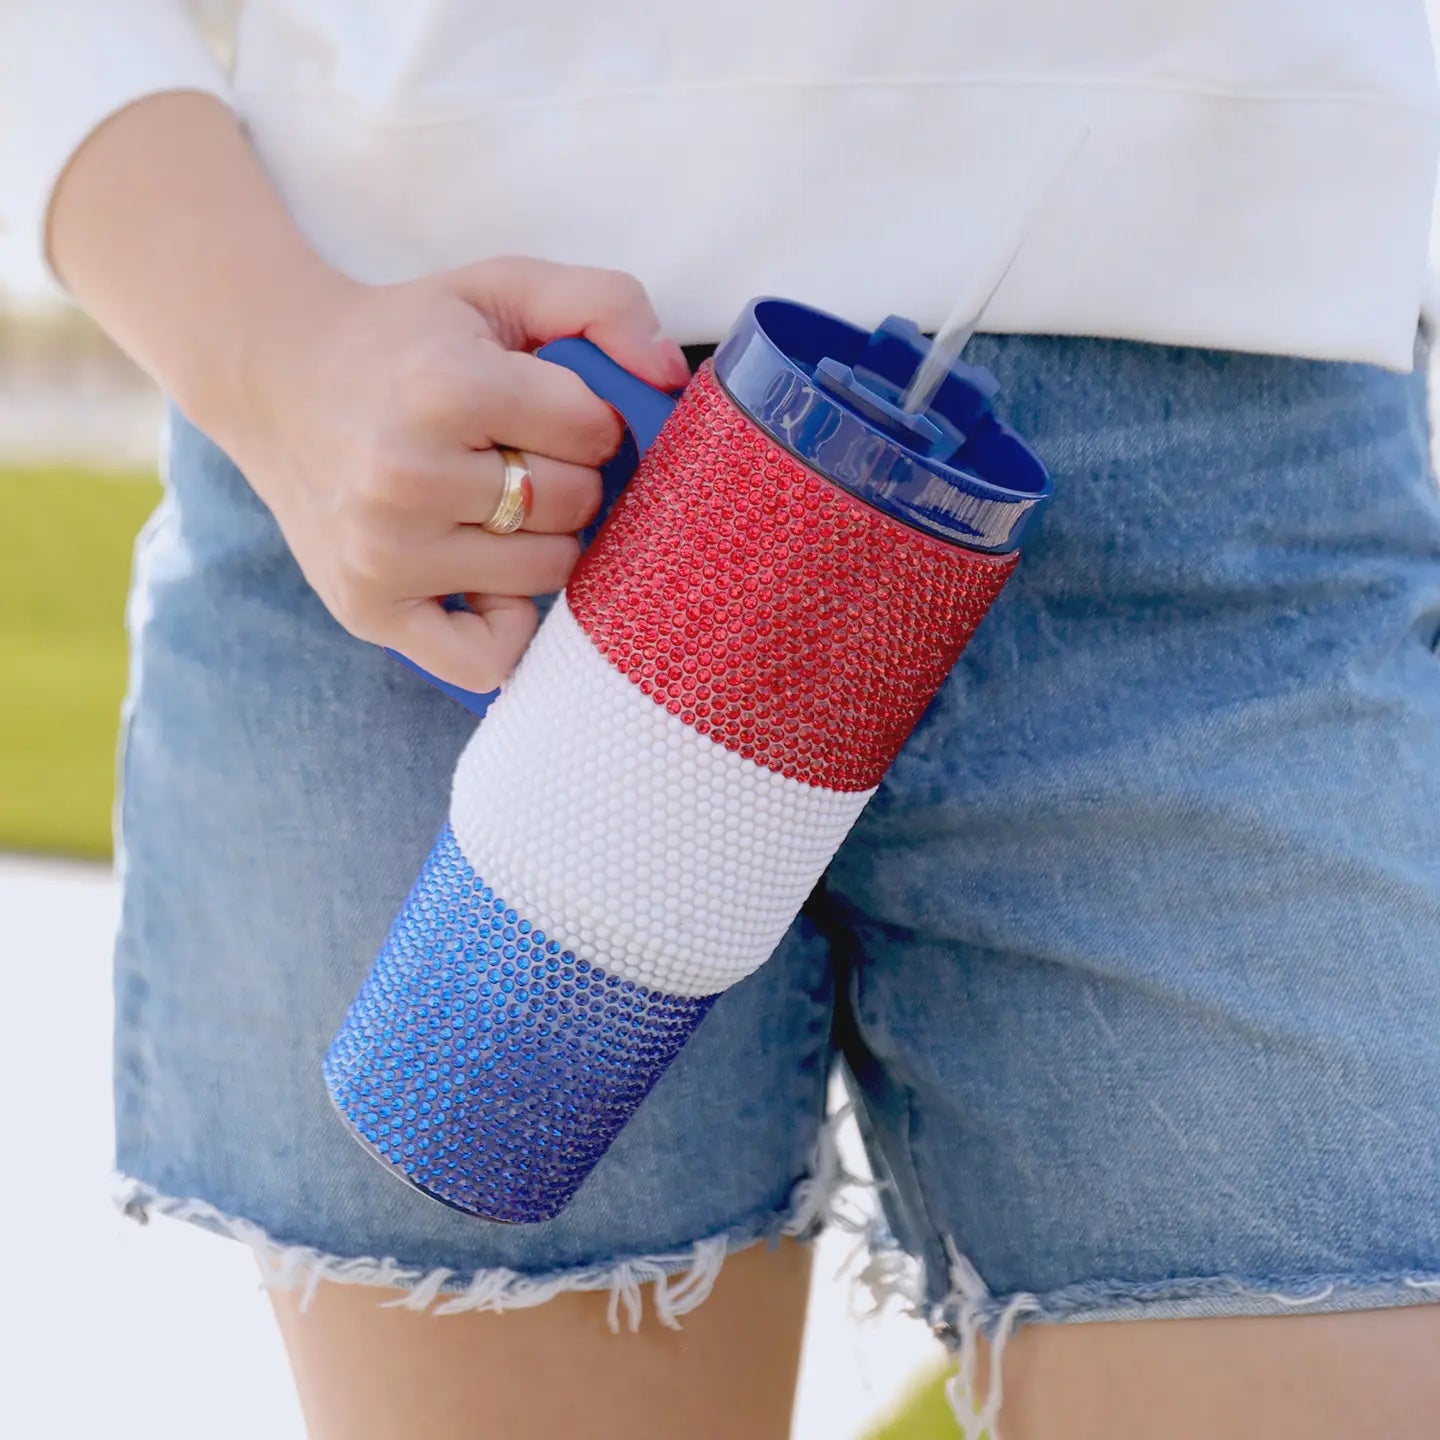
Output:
[183, 251, 362, 460]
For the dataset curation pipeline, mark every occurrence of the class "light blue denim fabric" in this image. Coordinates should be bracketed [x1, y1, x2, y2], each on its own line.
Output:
[114, 333, 1440, 1333]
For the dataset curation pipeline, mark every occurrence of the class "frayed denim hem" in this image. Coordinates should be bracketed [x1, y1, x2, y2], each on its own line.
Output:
[942, 1267, 1440, 1337]
[112, 1107, 862, 1333]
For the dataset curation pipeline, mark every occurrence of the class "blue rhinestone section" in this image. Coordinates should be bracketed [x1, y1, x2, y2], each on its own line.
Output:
[324, 825, 716, 1224]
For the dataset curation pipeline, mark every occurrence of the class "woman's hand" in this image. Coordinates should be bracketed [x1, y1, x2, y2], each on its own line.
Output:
[47, 93, 687, 691]
[221, 257, 688, 692]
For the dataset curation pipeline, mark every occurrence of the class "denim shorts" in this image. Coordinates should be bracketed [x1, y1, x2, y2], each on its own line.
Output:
[114, 333, 1440, 1350]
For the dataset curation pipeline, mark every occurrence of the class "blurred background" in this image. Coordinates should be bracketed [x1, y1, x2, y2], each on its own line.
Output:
[5, 7, 1440, 1437]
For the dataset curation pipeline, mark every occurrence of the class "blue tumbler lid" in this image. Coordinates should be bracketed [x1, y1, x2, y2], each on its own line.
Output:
[713, 298, 1050, 552]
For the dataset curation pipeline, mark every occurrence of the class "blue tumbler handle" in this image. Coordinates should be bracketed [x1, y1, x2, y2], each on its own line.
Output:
[386, 340, 678, 714]
[536, 337, 678, 453]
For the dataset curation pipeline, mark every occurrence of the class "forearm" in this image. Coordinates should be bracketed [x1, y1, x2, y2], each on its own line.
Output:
[41, 87, 680, 692]
[46, 91, 353, 448]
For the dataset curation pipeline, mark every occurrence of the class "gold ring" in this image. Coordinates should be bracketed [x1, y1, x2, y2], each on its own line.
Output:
[483, 448, 533, 534]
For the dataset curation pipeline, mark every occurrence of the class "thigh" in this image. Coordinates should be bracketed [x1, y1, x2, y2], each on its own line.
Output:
[269, 1239, 811, 1440]
[827, 337, 1440, 1347]
[996, 1306, 1440, 1439]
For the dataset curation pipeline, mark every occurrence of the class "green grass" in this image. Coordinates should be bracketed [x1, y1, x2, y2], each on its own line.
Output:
[0, 463, 161, 858]
[864, 1369, 962, 1440]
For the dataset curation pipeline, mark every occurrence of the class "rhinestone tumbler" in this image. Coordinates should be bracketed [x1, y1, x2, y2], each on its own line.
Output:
[324, 299, 1051, 1222]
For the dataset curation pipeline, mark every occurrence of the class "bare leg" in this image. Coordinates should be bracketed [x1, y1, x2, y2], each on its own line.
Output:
[986, 1305, 1440, 1439]
[269, 1238, 811, 1440]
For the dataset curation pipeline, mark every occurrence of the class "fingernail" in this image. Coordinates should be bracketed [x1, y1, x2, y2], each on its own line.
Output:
[654, 336, 690, 388]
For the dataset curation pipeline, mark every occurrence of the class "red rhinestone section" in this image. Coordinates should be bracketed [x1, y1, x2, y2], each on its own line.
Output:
[567, 364, 1018, 792]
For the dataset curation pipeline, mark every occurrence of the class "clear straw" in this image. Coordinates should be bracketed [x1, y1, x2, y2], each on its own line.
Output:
[900, 122, 1091, 416]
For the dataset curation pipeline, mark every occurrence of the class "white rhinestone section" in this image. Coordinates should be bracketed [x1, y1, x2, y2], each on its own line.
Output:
[449, 597, 872, 996]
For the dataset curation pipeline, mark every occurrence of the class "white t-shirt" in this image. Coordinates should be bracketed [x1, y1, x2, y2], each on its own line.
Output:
[3, 0, 1438, 368]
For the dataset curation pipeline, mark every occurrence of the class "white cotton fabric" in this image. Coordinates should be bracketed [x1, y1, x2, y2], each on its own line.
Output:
[2, 2, 1438, 369]
[449, 597, 873, 996]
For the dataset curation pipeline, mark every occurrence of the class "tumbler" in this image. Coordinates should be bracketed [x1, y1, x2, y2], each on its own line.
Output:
[324, 298, 1051, 1223]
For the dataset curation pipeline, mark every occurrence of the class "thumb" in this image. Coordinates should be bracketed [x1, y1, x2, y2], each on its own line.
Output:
[452, 255, 690, 390]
